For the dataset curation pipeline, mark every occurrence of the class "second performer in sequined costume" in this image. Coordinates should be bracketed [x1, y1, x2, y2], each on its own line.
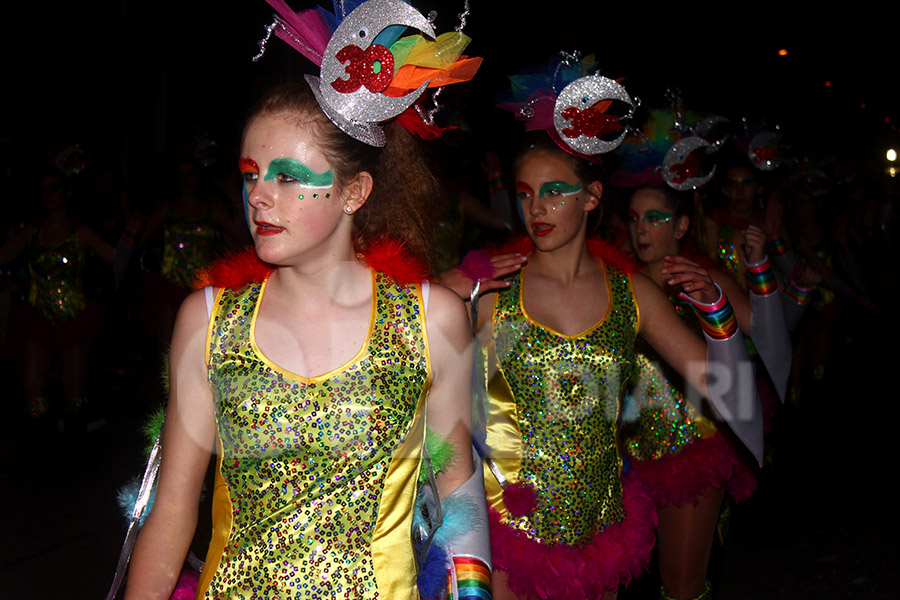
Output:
[468, 132, 759, 600]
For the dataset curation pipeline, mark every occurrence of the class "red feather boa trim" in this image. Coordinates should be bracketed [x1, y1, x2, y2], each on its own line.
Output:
[630, 432, 758, 508]
[489, 235, 639, 275]
[490, 472, 657, 599]
[358, 238, 429, 285]
[192, 239, 428, 290]
[193, 246, 274, 290]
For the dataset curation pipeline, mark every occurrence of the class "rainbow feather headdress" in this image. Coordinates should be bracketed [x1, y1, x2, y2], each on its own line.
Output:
[496, 51, 637, 162]
[254, 0, 482, 146]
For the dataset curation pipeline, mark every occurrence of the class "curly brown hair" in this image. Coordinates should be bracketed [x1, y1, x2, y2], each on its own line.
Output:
[246, 80, 441, 273]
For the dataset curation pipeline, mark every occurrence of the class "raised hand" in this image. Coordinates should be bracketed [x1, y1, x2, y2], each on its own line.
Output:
[440, 251, 528, 300]
[661, 254, 719, 303]
[742, 225, 767, 264]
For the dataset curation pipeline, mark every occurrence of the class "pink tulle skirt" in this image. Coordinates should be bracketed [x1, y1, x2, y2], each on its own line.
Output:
[630, 431, 758, 508]
[489, 472, 657, 599]
[169, 568, 199, 600]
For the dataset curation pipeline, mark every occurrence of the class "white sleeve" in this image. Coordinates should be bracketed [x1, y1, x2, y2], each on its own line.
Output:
[205, 286, 215, 320]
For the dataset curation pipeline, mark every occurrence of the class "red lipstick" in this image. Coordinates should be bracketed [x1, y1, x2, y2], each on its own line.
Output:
[532, 222, 555, 237]
[254, 220, 283, 236]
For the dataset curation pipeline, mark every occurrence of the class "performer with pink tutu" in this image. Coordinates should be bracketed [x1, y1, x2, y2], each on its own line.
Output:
[464, 54, 761, 600]
[609, 107, 795, 600]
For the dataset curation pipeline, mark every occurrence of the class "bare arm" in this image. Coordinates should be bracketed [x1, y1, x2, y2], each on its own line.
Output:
[633, 273, 710, 397]
[125, 290, 217, 599]
[424, 284, 476, 497]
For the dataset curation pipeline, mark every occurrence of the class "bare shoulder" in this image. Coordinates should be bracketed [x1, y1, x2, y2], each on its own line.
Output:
[631, 271, 678, 336]
[631, 271, 667, 307]
[424, 282, 472, 343]
[171, 287, 218, 350]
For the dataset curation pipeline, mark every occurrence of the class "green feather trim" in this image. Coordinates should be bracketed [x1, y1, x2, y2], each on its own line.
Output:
[142, 406, 166, 458]
[418, 428, 456, 482]
[160, 351, 170, 393]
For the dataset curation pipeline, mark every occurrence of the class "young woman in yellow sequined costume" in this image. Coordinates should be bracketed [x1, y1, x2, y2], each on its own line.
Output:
[124, 79, 489, 599]
[466, 134, 759, 600]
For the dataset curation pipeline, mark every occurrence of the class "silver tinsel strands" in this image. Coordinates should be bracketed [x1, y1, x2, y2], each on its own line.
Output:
[552, 50, 582, 93]
[456, 0, 470, 31]
[252, 17, 280, 62]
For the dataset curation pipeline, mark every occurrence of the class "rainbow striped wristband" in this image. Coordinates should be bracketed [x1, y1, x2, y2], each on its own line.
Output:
[785, 280, 815, 304]
[487, 172, 504, 195]
[765, 236, 788, 256]
[745, 256, 777, 296]
[679, 285, 738, 340]
[450, 556, 492, 600]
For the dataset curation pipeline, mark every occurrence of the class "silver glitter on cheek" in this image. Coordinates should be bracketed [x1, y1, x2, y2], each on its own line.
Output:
[553, 75, 634, 155]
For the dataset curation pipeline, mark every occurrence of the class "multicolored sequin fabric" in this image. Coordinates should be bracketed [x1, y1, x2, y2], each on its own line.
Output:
[201, 270, 428, 599]
[486, 264, 638, 547]
[622, 341, 701, 462]
[622, 291, 720, 462]
[27, 228, 86, 321]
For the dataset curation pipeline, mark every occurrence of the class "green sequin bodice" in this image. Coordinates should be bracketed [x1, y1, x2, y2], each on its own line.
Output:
[27, 228, 86, 321]
[490, 264, 638, 546]
[203, 271, 428, 598]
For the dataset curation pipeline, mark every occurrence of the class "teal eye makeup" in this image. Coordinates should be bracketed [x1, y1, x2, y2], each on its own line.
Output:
[539, 181, 582, 200]
[264, 158, 334, 189]
[643, 209, 672, 225]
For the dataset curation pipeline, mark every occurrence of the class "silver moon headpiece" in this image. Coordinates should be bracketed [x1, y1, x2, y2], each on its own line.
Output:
[662, 137, 716, 191]
[553, 75, 634, 156]
[748, 131, 781, 171]
[309, 0, 435, 147]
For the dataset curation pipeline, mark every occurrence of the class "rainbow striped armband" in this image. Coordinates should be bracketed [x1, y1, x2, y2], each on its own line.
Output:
[679, 284, 738, 340]
[487, 172, 504, 195]
[784, 278, 815, 305]
[765, 236, 788, 257]
[745, 256, 778, 296]
[449, 556, 492, 600]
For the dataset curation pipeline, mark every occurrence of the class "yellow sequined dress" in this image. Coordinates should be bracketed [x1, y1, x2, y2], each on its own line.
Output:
[482, 262, 657, 597]
[197, 269, 429, 599]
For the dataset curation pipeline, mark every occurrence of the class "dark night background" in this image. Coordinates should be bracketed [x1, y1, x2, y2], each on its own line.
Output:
[4, 1, 900, 184]
[1, 1, 899, 598]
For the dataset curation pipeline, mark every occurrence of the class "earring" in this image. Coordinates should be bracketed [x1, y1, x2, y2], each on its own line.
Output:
[344, 206, 353, 213]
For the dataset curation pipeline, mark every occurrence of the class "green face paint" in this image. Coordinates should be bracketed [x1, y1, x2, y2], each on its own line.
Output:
[264, 158, 333, 189]
[539, 181, 582, 199]
[643, 209, 672, 225]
